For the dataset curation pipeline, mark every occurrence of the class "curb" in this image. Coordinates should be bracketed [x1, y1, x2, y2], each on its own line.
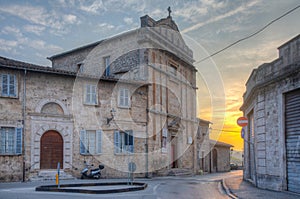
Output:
[35, 182, 147, 194]
[221, 179, 238, 199]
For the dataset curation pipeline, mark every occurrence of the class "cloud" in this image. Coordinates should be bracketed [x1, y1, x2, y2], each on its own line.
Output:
[63, 14, 78, 24]
[98, 22, 115, 30]
[182, 0, 260, 33]
[124, 17, 134, 25]
[24, 25, 46, 35]
[0, 39, 18, 52]
[0, 4, 79, 35]
[78, 0, 106, 14]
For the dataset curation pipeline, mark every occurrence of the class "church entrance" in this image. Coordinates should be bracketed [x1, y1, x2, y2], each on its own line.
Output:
[40, 131, 63, 169]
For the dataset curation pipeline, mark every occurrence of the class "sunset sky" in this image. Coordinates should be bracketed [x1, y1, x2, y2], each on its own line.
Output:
[1, 0, 300, 151]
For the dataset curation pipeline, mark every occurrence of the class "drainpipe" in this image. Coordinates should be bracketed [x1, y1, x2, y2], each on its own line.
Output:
[22, 69, 27, 182]
[145, 85, 149, 178]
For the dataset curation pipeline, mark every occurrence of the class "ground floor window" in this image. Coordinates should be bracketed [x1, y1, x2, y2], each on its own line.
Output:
[0, 127, 22, 155]
[114, 130, 134, 154]
[80, 130, 102, 155]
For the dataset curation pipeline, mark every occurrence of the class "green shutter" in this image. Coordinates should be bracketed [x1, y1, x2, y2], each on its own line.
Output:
[80, 130, 87, 154]
[114, 131, 120, 154]
[15, 128, 22, 154]
[96, 130, 102, 154]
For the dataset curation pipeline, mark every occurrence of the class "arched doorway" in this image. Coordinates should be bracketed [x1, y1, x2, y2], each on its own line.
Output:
[40, 131, 63, 169]
[213, 149, 218, 172]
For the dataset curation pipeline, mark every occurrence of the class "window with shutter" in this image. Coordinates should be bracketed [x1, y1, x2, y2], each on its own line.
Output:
[104, 56, 110, 76]
[118, 88, 130, 108]
[85, 84, 97, 105]
[0, 127, 22, 155]
[1, 74, 16, 97]
[80, 130, 102, 155]
[114, 130, 134, 154]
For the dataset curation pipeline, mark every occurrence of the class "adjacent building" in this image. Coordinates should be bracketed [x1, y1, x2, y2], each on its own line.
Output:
[241, 34, 300, 193]
[0, 13, 199, 181]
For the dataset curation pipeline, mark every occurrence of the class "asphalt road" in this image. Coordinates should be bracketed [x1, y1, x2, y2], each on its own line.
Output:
[0, 171, 242, 199]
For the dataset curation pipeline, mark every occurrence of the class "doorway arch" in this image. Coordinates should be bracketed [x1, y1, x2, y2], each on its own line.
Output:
[40, 131, 63, 169]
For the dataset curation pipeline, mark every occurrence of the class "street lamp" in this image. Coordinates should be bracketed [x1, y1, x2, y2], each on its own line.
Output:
[107, 108, 116, 125]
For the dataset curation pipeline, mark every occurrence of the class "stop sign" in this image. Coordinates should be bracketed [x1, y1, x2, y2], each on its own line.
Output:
[237, 116, 248, 127]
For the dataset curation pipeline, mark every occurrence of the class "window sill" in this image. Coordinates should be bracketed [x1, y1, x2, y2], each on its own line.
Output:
[83, 103, 99, 106]
[118, 106, 131, 109]
[0, 95, 18, 99]
[0, 154, 22, 156]
[80, 153, 102, 156]
[114, 153, 134, 156]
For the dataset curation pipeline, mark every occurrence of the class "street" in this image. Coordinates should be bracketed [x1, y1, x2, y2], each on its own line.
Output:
[0, 171, 242, 199]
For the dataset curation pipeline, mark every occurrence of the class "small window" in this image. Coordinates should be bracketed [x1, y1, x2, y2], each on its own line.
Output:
[169, 63, 177, 76]
[77, 63, 84, 73]
[104, 56, 110, 76]
[0, 127, 22, 155]
[118, 88, 130, 108]
[80, 130, 102, 155]
[114, 130, 134, 154]
[85, 84, 97, 105]
[1, 74, 17, 97]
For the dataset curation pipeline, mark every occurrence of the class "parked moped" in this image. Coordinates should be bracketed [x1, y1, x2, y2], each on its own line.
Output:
[81, 161, 104, 179]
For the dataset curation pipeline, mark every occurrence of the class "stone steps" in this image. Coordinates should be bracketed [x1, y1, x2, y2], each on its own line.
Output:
[30, 170, 75, 181]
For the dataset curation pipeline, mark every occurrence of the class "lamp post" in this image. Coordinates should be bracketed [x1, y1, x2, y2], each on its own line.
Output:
[107, 108, 116, 125]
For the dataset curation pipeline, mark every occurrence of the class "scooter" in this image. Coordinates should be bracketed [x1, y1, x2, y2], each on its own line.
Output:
[81, 161, 104, 179]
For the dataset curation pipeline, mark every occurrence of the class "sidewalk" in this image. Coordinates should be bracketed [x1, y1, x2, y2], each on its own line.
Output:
[223, 173, 300, 199]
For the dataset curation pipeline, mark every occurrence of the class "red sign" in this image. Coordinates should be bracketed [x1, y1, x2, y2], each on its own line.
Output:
[237, 117, 248, 127]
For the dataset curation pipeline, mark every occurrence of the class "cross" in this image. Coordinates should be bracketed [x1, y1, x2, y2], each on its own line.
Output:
[168, 6, 172, 17]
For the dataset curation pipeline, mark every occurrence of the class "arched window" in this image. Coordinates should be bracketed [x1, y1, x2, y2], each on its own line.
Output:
[41, 102, 64, 115]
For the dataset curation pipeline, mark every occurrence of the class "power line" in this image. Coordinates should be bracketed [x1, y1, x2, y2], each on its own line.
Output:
[195, 4, 300, 64]
[210, 128, 241, 133]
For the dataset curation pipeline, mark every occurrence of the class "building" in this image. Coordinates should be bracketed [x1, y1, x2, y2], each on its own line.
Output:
[0, 13, 199, 181]
[209, 140, 233, 172]
[195, 119, 233, 174]
[240, 34, 300, 193]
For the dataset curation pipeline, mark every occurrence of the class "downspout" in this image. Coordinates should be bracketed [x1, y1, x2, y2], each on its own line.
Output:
[22, 69, 27, 182]
[145, 85, 149, 178]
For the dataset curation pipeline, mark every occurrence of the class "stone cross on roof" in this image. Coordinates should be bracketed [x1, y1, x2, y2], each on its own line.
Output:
[168, 6, 172, 18]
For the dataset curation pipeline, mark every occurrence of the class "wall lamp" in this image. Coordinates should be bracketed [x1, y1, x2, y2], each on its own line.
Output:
[107, 108, 116, 125]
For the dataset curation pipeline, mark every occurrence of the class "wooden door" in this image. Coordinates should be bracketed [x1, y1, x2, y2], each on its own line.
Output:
[40, 131, 63, 169]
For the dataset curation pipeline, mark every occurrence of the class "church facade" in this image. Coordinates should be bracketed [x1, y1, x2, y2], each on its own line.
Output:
[0, 13, 199, 181]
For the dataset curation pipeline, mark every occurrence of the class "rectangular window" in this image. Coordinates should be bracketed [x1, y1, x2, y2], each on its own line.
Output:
[1, 74, 16, 97]
[0, 127, 22, 155]
[85, 84, 97, 104]
[118, 88, 130, 108]
[169, 64, 177, 76]
[114, 130, 134, 154]
[104, 56, 110, 76]
[77, 63, 84, 73]
[80, 130, 102, 155]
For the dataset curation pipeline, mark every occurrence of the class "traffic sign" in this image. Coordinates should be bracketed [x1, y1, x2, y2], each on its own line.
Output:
[237, 116, 248, 127]
[241, 128, 245, 138]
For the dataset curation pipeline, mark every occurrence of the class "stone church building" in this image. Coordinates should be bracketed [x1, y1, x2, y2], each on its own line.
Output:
[0, 13, 200, 181]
